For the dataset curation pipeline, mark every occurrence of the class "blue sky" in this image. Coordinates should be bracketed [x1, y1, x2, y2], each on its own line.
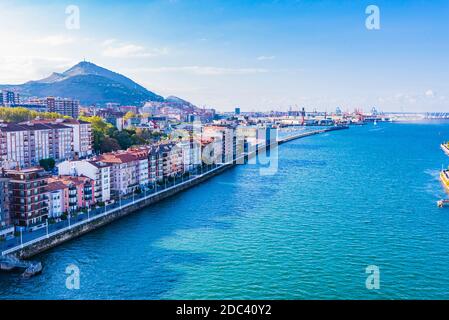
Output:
[0, 0, 448, 112]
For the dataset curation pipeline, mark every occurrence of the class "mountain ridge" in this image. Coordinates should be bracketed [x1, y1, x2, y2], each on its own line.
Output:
[0, 61, 166, 106]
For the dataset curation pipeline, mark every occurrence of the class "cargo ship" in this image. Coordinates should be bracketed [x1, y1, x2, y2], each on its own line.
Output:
[441, 143, 449, 157]
[440, 170, 449, 194]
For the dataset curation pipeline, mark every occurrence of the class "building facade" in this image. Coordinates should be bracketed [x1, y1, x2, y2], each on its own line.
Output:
[0, 90, 20, 107]
[57, 160, 111, 204]
[97, 152, 149, 196]
[46, 180, 67, 219]
[6, 167, 49, 228]
[203, 125, 235, 164]
[48, 176, 95, 214]
[0, 122, 74, 169]
[203, 125, 236, 164]
[59, 119, 93, 158]
[0, 173, 14, 238]
[27, 97, 80, 118]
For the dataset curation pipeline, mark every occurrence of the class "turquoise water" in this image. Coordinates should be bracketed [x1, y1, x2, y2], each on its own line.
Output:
[2, 122, 449, 299]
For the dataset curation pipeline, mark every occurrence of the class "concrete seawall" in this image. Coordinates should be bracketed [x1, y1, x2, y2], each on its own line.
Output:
[4, 126, 348, 261]
[12, 164, 233, 259]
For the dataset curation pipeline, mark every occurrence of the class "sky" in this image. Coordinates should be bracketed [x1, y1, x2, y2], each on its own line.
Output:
[0, 0, 448, 112]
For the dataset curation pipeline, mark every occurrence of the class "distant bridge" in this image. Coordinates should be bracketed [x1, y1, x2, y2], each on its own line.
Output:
[424, 113, 449, 119]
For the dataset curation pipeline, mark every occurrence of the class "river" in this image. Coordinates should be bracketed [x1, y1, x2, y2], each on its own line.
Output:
[1, 122, 449, 299]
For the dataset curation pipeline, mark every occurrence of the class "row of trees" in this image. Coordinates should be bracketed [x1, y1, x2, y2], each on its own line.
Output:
[79, 116, 166, 153]
[0, 107, 166, 154]
[0, 107, 69, 122]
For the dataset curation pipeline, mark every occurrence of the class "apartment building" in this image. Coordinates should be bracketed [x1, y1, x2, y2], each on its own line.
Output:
[0, 121, 73, 169]
[46, 180, 67, 218]
[158, 143, 183, 178]
[127, 149, 150, 187]
[57, 160, 111, 203]
[6, 167, 49, 228]
[176, 140, 201, 173]
[0, 173, 14, 239]
[235, 126, 270, 158]
[198, 137, 220, 165]
[147, 146, 164, 183]
[203, 125, 236, 164]
[27, 97, 80, 118]
[97, 151, 149, 196]
[59, 119, 93, 158]
[0, 90, 20, 107]
[48, 176, 95, 214]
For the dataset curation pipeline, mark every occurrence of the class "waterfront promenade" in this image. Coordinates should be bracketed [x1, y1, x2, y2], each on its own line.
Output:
[0, 126, 347, 262]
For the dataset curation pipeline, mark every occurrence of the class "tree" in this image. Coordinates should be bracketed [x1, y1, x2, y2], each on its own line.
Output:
[77, 115, 155, 153]
[112, 130, 135, 149]
[123, 111, 136, 121]
[39, 158, 56, 171]
[79, 116, 116, 152]
[0, 107, 67, 122]
[101, 137, 121, 153]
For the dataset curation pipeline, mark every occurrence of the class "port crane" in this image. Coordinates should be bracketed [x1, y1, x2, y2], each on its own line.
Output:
[301, 107, 306, 126]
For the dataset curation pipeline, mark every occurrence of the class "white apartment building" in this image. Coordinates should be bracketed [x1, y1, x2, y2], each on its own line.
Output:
[47, 188, 65, 218]
[176, 141, 201, 173]
[127, 149, 150, 188]
[97, 152, 149, 196]
[59, 119, 93, 158]
[57, 160, 111, 203]
[0, 122, 73, 169]
[203, 126, 235, 164]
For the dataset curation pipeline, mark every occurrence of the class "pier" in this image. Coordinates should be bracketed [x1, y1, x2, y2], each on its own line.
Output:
[277, 126, 347, 145]
[0, 255, 42, 278]
[0, 126, 348, 275]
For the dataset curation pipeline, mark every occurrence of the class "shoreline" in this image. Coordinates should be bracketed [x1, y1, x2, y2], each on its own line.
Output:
[1, 126, 348, 263]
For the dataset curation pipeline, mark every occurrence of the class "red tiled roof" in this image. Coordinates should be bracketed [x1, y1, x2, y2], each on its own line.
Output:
[46, 181, 68, 192]
[98, 152, 138, 164]
[49, 175, 93, 187]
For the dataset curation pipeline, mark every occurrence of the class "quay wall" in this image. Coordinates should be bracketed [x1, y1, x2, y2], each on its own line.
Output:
[12, 164, 233, 259]
[7, 126, 348, 260]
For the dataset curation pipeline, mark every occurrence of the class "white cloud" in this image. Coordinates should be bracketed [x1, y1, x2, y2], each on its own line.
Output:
[102, 39, 117, 47]
[34, 35, 75, 46]
[425, 89, 435, 98]
[257, 55, 275, 61]
[0, 56, 74, 83]
[136, 66, 269, 75]
[102, 40, 168, 58]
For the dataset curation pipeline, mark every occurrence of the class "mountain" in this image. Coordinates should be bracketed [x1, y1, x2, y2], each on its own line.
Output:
[165, 96, 194, 105]
[0, 61, 165, 106]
